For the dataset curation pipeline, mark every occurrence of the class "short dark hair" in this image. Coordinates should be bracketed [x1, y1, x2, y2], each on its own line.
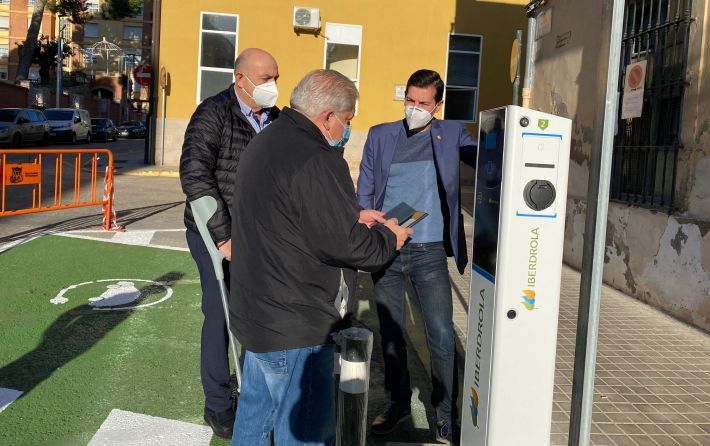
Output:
[405, 69, 444, 103]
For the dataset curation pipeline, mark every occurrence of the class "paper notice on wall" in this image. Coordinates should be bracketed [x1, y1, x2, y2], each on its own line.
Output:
[621, 60, 647, 119]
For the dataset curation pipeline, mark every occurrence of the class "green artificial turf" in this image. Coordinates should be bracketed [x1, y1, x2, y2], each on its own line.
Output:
[0, 236, 230, 446]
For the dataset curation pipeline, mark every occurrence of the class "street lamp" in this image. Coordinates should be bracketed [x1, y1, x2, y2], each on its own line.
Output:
[55, 15, 66, 108]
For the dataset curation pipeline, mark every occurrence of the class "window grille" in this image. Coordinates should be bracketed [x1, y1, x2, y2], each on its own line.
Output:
[611, 0, 692, 210]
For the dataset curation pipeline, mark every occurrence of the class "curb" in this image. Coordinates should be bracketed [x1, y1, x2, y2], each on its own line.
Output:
[116, 169, 180, 178]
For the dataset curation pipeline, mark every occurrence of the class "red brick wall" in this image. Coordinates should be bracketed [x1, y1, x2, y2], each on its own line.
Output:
[0, 81, 28, 107]
[0, 81, 134, 124]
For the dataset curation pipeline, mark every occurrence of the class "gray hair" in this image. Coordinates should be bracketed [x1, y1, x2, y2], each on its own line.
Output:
[290, 69, 358, 117]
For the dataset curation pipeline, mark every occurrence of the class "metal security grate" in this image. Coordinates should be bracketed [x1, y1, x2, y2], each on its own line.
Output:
[611, 0, 692, 210]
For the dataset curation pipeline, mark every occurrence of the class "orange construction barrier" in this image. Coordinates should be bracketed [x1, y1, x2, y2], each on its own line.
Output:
[0, 148, 121, 231]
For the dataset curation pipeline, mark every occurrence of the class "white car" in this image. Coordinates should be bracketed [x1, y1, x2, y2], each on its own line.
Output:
[44, 108, 92, 144]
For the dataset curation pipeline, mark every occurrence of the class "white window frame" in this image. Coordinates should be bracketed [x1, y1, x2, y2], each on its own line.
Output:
[443, 32, 483, 123]
[0, 44, 8, 59]
[0, 1, 10, 5]
[196, 11, 239, 104]
[0, 67, 8, 80]
[84, 22, 99, 39]
[323, 23, 362, 89]
[0, 16, 9, 30]
[86, 0, 100, 13]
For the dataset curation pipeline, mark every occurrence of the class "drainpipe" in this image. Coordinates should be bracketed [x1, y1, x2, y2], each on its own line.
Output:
[522, 0, 546, 108]
[512, 29, 523, 105]
[145, 0, 162, 165]
[56, 17, 66, 108]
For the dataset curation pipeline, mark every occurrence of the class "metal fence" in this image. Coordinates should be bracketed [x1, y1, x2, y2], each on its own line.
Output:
[0, 149, 119, 230]
[611, 0, 692, 211]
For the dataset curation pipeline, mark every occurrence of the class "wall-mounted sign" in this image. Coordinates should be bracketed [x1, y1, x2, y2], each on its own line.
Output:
[393, 84, 406, 101]
[621, 60, 647, 120]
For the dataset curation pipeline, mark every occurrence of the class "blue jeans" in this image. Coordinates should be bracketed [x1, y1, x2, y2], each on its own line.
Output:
[232, 344, 336, 446]
[373, 242, 456, 424]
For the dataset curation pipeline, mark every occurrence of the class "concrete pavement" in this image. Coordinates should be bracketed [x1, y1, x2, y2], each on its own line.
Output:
[1, 147, 708, 445]
[442, 207, 710, 446]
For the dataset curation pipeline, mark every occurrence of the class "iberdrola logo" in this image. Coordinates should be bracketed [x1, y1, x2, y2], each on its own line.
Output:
[469, 387, 479, 427]
[522, 290, 536, 310]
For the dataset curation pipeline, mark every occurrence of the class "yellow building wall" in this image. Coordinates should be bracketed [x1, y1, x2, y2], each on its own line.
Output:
[453, 0, 529, 126]
[157, 0, 527, 166]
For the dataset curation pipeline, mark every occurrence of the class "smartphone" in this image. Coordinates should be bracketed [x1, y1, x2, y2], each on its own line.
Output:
[400, 210, 429, 228]
[384, 202, 429, 228]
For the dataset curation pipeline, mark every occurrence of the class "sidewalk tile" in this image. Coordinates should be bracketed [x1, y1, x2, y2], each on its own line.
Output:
[444, 209, 710, 446]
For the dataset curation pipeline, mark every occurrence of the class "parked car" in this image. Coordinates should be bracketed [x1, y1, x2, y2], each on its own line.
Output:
[0, 108, 50, 147]
[44, 108, 92, 144]
[117, 120, 147, 139]
[91, 118, 118, 142]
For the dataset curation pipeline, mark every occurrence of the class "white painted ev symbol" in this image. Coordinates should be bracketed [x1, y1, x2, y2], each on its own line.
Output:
[50, 279, 173, 311]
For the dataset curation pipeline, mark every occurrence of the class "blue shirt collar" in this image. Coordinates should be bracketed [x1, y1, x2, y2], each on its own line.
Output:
[234, 85, 272, 133]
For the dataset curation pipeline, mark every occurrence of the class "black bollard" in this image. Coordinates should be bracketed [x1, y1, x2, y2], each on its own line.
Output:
[336, 327, 373, 446]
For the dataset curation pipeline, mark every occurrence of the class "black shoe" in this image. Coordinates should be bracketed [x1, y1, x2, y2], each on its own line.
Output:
[204, 406, 235, 439]
[371, 402, 412, 435]
[435, 419, 460, 445]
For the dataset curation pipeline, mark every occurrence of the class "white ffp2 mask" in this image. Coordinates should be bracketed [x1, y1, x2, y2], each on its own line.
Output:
[405, 105, 433, 130]
[244, 75, 278, 109]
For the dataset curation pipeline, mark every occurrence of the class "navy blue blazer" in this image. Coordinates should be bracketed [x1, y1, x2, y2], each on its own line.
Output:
[356, 119, 477, 273]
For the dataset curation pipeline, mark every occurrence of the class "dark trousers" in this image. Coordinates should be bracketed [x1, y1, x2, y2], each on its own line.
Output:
[186, 229, 232, 412]
[373, 242, 456, 424]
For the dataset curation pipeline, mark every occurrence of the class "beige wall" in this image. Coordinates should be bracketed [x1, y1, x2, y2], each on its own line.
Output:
[530, 0, 710, 331]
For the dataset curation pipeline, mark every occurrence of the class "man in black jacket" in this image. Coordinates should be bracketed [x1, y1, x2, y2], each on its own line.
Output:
[179, 48, 279, 439]
[230, 69, 412, 446]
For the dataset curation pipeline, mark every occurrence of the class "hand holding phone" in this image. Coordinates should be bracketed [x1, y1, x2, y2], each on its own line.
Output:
[383, 218, 414, 250]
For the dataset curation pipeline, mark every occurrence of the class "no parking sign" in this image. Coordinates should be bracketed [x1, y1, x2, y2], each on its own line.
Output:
[621, 60, 647, 119]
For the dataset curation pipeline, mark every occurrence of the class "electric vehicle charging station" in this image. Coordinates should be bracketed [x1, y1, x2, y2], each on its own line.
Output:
[461, 105, 572, 445]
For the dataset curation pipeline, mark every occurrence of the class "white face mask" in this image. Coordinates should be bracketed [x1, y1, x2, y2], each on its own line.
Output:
[243, 75, 278, 109]
[405, 105, 434, 130]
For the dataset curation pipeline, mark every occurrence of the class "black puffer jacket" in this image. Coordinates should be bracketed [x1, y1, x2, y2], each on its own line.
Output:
[179, 85, 279, 243]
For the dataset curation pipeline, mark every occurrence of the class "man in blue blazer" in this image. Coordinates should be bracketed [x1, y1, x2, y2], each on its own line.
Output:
[357, 69, 476, 443]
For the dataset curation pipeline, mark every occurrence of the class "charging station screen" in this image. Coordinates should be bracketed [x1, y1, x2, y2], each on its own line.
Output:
[472, 109, 505, 278]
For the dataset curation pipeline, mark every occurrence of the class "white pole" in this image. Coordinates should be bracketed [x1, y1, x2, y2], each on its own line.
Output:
[568, 1, 625, 445]
[160, 86, 166, 165]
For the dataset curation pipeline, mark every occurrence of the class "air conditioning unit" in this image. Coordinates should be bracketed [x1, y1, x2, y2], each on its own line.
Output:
[293, 7, 320, 30]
